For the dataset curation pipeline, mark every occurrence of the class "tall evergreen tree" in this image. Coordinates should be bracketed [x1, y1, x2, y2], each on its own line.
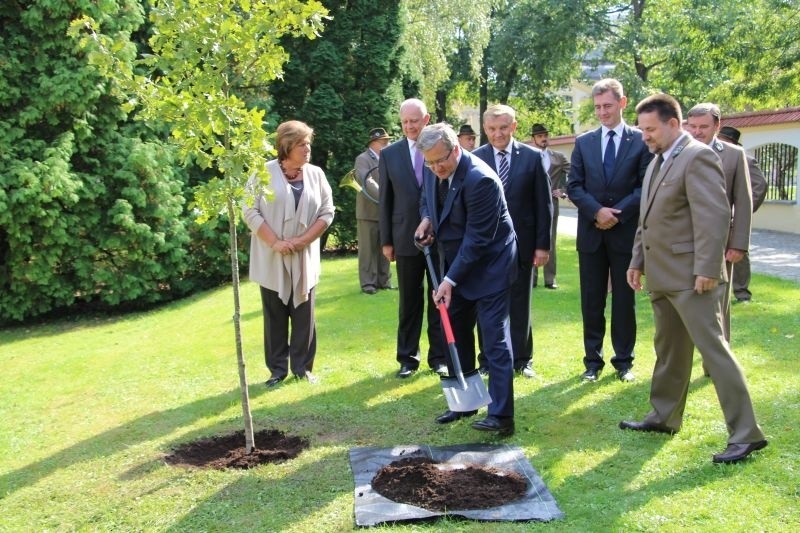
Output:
[269, 0, 407, 248]
[0, 1, 192, 322]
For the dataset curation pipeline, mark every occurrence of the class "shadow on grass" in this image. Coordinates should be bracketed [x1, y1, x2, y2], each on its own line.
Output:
[0, 287, 228, 345]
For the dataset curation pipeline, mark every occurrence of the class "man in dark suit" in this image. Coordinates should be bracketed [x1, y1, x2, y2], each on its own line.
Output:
[528, 123, 570, 290]
[473, 105, 552, 379]
[622, 93, 767, 464]
[718, 126, 769, 302]
[415, 123, 518, 436]
[379, 99, 446, 378]
[567, 78, 652, 382]
[354, 127, 392, 295]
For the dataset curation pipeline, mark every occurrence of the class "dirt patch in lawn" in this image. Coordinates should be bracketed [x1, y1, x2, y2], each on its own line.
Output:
[371, 456, 527, 512]
[165, 429, 309, 469]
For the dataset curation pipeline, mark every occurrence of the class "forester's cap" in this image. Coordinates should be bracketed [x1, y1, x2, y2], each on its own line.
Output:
[718, 126, 741, 145]
[531, 123, 549, 135]
[367, 127, 391, 144]
[457, 124, 477, 137]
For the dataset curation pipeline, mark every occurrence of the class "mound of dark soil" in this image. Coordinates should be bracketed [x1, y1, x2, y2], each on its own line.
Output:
[371, 457, 527, 512]
[165, 429, 309, 469]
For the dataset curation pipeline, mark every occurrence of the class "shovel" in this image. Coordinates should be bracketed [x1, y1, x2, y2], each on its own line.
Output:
[422, 244, 492, 412]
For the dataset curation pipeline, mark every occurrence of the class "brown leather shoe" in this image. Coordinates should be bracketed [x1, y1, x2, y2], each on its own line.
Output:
[712, 440, 768, 464]
[619, 420, 676, 435]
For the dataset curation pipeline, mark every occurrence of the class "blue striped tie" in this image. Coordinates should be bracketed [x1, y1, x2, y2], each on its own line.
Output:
[603, 130, 616, 181]
[498, 150, 509, 188]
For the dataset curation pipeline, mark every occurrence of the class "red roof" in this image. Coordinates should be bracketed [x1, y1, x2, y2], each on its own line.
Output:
[549, 135, 576, 146]
[721, 107, 800, 128]
[546, 107, 800, 146]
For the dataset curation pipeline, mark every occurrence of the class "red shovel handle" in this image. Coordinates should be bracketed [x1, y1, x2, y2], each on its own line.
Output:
[437, 302, 456, 344]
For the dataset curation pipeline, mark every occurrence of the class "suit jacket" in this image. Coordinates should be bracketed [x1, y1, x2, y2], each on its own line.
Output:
[420, 151, 518, 301]
[748, 155, 768, 212]
[631, 135, 731, 292]
[354, 148, 380, 221]
[472, 140, 552, 260]
[379, 138, 423, 256]
[567, 124, 652, 253]
[545, 148, 570, 191]
[243, 160, 335, 306]
[711, 138, 753, 251]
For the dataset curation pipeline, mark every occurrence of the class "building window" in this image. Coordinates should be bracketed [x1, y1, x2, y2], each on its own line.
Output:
[754, 143, 798, 202]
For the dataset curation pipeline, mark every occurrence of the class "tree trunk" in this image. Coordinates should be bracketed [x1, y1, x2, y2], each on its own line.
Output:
[227, 199, 255, 453]
[479, 51, 488, 146]
[435, 89, 447, 123]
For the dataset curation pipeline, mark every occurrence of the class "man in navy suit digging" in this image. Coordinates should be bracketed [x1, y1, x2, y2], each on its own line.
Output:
[414, 123, 518, 436]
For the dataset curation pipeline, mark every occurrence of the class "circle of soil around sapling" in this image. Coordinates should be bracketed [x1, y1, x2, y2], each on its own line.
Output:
[371, 457, 528, 512]
[164, 429, 309, 469]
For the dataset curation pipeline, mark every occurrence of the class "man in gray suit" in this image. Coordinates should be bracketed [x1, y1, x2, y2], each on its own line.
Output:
[567, 78, 652, 383]
[379, 99, 446, 378]
[354, 127, 392, 295]
[622, 93, 767, 464]
[528, 123, 570, 290]
[686, 103, 758, 343]
[717, 125, 769, 302]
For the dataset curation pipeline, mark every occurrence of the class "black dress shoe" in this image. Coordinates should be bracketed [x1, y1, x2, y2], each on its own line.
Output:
[397, 365, 417, 378]
[362, 286, 377, 295]
[712, 440, 768, 464]
[617, 369, 635, 382]
[435, 409, 478, 424]
[619, 420, 676, 435]
[545, 283, 558, 290]
[472, 415, 515, 436]
[581, 368, 602, 381]
[265, 376, 286, 388]
[515, 362, 536, 378]
[295, 371, 319, 384]
[432, 364, 448, 377]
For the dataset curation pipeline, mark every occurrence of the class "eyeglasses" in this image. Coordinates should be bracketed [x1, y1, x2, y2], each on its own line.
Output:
[424, 147, 454, 168]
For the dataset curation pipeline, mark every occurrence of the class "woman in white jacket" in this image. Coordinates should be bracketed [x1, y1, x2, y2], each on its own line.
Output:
[243, 120, 335, 387]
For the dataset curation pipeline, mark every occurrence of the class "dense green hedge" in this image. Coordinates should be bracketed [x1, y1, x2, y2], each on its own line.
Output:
[0, 1, 243, 323]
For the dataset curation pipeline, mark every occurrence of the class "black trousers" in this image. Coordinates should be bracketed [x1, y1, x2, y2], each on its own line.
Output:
[478, 259, 533, 370]
[395, 253, 445, 369]
[260, 286, 316, 379]
[578, 244, 636, 371]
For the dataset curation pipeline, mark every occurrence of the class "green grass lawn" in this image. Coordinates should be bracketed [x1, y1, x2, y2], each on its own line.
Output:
[1, 237, 798, 531]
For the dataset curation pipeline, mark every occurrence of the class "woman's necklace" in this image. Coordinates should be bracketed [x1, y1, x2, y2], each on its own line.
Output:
[280, 161, 303, 181]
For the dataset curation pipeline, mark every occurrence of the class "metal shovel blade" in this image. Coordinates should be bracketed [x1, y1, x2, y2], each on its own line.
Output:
[419, 244, 492, 413]
[441, 369, 492, 412]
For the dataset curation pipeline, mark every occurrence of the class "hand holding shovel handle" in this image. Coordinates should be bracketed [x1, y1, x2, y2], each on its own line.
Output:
[421, 244, 468, 390]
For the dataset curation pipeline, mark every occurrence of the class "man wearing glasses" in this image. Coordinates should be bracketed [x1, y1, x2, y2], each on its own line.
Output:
[414, 123, 519, 436]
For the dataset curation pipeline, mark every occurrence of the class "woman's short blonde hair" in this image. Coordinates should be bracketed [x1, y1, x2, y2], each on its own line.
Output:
[276, 120, 314, 161]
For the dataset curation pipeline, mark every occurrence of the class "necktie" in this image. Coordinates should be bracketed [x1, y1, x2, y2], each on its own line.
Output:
[541, 149, 551, 173]
[498, 150, 509, 188]
[414, 147, 424, 187]
[648, 154, 664, 197]
[603, 130, 616, 180]
[437, 178, 449, 214]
